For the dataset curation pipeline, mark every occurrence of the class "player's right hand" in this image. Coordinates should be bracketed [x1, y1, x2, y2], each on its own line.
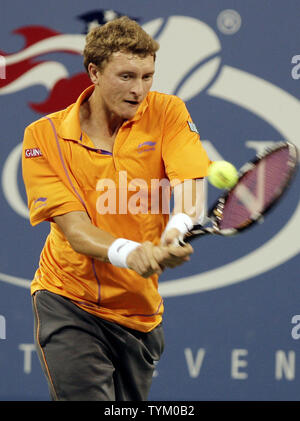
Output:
[126, 241, 164, 278]
[126, 241, 193, 278]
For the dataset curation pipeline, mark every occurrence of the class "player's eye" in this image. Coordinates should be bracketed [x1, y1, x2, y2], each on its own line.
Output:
[120, 74, 131, 80]
[143, 74, 153, 81]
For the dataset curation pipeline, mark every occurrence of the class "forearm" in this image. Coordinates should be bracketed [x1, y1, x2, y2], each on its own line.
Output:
[161, 179, 206, 245]
[54, 212, 116, 262]
[66, 222, 115, 262]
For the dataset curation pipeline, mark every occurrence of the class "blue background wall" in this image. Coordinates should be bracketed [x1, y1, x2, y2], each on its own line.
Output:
[0, 0, 300, 401]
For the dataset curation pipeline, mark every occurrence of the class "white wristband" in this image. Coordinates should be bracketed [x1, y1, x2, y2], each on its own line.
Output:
[108, 238, 141, 268]
[163, 213, 194, 237]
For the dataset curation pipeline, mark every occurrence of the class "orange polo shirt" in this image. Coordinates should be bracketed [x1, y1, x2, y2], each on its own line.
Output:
[22, 85, 210, 332]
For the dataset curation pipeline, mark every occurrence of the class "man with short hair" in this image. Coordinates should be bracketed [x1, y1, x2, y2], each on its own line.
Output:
[22, 16, 210, 401]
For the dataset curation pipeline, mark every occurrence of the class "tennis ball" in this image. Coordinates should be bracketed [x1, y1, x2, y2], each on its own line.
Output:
[207, 161, 238, 189]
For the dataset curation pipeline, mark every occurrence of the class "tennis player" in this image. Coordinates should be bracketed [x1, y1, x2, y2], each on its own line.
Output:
[22, 16, 210, 401]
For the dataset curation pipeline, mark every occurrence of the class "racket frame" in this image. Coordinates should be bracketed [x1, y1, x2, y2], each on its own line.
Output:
[186, 141, 298, 241]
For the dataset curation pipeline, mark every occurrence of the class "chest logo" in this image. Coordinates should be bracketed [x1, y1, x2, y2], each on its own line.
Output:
[137, 141, 156, 153]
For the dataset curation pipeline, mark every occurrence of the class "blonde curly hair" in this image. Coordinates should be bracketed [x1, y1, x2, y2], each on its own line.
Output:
[83, 16, 160, 72]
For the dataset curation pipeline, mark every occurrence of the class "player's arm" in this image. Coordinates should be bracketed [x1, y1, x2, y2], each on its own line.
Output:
[161, 178, 206, 246]
[53, 211, 116, 262]
[53, 211, 192, 277]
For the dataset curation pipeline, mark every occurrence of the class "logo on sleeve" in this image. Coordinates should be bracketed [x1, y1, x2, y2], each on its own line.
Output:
[34, 197, 47, 209]
[25, 148, 43, 158]
[187, 121, 199, 134]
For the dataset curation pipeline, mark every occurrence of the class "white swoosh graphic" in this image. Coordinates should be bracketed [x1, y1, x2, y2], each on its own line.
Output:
[5, 34, 85, 65]
[148, 16, 221, 94]
[0, 61, 68, 95]
[159, 65, 300, 297]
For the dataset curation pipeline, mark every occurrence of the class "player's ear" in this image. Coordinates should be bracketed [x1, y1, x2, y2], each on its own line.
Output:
[88, 63, 101, 84]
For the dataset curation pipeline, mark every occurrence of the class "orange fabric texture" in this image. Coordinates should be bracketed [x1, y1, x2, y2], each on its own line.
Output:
[22, 85, 210, 332]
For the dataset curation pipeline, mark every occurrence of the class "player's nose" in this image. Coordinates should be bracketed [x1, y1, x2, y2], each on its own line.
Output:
[130, 78, 144, 97]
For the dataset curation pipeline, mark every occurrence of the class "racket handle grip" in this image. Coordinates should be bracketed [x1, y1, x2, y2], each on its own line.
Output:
[179, 233, 195, 246]
[179, 224, 208, 245]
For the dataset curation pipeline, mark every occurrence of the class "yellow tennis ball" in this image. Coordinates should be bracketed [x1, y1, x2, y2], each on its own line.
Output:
[207, 161, 238, 189]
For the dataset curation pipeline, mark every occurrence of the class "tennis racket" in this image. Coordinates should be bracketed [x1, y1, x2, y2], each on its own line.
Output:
[183, 141, 298, 243]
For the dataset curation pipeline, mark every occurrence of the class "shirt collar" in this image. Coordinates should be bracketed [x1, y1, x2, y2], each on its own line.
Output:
[58, 84, 149, 141]
[58, 85, 94, 141]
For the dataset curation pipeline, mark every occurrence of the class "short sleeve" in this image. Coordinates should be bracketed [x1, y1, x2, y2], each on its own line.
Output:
[162, 96, 211, 184]
[22, 125, 86, 226]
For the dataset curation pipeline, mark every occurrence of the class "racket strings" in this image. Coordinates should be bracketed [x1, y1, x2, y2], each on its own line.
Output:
[218, 148, 292, 230]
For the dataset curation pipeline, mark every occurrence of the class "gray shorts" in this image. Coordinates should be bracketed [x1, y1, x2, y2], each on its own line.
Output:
[32, 290, 164, 401]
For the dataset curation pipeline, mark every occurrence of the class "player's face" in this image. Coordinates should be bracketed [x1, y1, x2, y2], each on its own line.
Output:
[95, 52, 155, 120]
